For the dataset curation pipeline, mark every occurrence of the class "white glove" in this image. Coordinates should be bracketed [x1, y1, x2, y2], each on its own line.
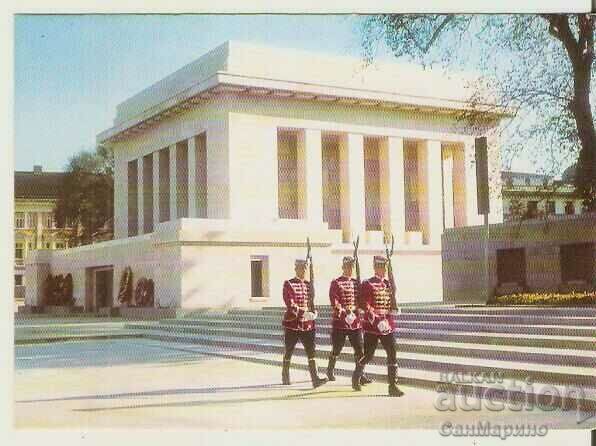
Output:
[303, 311, 317, 321]
[377, 319, 391, 334]
[345, 312, 357, 326]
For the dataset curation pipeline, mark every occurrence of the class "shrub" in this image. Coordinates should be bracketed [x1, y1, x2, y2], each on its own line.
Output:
[117, 266, 133, 305]
[134, 277, 155, 307]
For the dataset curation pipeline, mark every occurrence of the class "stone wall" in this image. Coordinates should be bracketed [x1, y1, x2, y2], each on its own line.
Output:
[442, 213, 596, 303]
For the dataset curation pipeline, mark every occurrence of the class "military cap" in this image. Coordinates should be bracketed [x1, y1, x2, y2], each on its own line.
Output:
[342, 256, 355, 265]
[295, 259, 308, 266]
[373, 255, 388, 265]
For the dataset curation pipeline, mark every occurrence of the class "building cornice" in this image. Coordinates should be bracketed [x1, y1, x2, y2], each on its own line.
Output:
[98, 71, 511, 145]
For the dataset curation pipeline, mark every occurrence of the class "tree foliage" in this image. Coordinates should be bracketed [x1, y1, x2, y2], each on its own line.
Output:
[54, 145, 114, 245]
[361, 14, 595, 209]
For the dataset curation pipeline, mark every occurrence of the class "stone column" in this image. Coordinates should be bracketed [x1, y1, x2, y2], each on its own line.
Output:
[152, 151, 160, 226]
[137, 158, 144, 234]
[169, 144, 177, 221]
[452, 144, 467, 228]
[187, 136, 197, 218]
[379, 136, 406, 245]
[302, 129, 323, 223]
[426, 140, 444, 247]
[340, 133, 366, 243]
[442, 145, 455, 230]
[464, 138, 483, 226]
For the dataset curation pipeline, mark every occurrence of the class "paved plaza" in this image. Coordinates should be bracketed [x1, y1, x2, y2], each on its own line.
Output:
[14, 336, 595, 430]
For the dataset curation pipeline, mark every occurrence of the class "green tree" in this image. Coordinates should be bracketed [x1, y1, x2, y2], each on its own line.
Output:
[54, 145, 114, 246]
[361, 14, 595, 210]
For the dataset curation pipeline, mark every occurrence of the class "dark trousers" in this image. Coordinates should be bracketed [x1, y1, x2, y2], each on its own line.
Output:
[360, 331, 397, 366]
[330, 329, 364, 360]
[284, 328, 316, 360]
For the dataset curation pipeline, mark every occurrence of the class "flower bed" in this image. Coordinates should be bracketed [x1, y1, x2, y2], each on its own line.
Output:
[488, 291, 596, 306]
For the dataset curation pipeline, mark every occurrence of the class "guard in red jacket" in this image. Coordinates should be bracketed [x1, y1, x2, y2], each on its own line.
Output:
[326, 256, 372, 385]
[352, 255, 404, 397]
[281, 259, 327, 389]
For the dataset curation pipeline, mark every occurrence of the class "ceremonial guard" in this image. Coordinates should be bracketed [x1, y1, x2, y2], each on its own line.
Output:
[353, 254, 404, 397]
[281, 255, 328, 389]
[326, 254, 373, 385]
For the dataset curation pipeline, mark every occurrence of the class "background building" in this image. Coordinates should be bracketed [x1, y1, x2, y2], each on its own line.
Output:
[14, 166, 71, 299]
[25, 41, 507, 311]
[501, 168, 585, 221]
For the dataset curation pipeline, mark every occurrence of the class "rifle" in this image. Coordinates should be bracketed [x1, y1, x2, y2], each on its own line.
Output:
[352, 235, 361, 285]
[384, 234, 398, 311]
[306, 237, 316, 312]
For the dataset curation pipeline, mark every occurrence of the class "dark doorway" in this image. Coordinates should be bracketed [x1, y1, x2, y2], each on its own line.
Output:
[560, 243, 594, 283]
[95, 269, 114, 309]
[497, 248, 526, 286]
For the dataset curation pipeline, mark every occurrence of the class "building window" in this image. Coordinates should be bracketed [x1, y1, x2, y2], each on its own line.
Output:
[27, 213, 37, 228]
[565, 201, 575, 215]
[15, 275, 23, 286]
[15, 212, 25, 228]
[250, 256, 269, 298]
[15, 243, 24, 260]
[56, 243, 65, 250]
[45, 242, 51, 249]
[546, 201, 556, 215]
[560, 243, 594, 283]
[277, 130, 300, 219]
[43, 212, 54, 228]
[526, 201, 538, 219]
[525, 177, 531, 186]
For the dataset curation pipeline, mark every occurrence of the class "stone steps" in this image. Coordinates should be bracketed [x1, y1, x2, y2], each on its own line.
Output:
[155, 317, 596, 338]
[121, 305, 596, 410]
[256, 305, 596, 317]
[125, 322, 596, 367]
[136, 330, 595, 385]
[232, 312, 595, 327]
[227, 309, 596, 326]
[128, 321, 596, 350]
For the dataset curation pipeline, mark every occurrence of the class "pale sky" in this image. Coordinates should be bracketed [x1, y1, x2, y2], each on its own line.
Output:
[14, 14, 542, 173]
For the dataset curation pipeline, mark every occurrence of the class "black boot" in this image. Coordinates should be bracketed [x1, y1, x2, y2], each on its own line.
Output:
[326, 355, 337, 381]
[352, 362, 364, 391]
[308, 359, 328, 389]
[360, 372, 373, 385]
[282, 359, 291, 385]
[388, 364, 404, 397]
[356, 356, 373, 385]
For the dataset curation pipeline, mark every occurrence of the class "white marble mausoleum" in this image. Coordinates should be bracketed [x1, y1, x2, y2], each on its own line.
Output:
[26, 41, 507, 310]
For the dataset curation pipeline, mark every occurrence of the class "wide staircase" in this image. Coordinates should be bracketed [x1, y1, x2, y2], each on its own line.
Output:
[124, 305, 596, 411]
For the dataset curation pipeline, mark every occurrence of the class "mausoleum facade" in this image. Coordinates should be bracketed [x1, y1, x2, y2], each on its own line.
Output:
[26, 41, 507, 310]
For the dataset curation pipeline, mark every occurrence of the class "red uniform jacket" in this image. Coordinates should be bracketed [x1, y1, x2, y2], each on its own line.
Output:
[282, 277, 315, 331]
[329, 276, 362, 331]
[360, 276, 396, 335]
